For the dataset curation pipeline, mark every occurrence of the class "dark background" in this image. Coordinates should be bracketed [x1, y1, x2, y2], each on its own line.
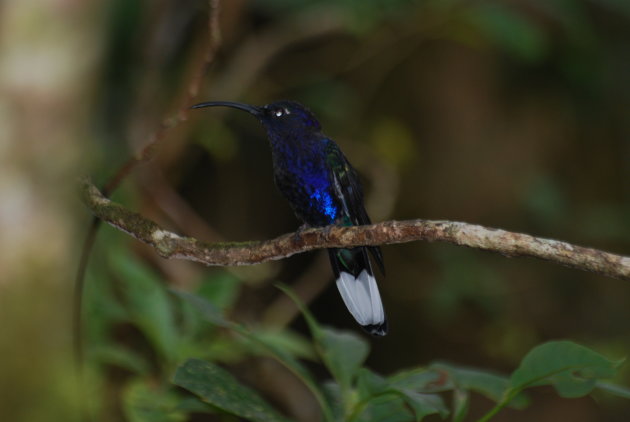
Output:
[1, 0, 629, 421]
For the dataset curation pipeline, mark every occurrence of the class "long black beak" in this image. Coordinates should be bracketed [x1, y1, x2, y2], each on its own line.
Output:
[191, 101, 261, 116]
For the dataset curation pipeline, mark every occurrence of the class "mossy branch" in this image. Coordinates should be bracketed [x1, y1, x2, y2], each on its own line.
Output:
[80, 178, 630, 281]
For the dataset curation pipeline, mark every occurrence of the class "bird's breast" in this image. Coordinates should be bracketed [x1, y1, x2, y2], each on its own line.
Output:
[272, 149, 339, 226]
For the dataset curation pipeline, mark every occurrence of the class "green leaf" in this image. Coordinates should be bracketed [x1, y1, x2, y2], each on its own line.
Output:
[357, 368, 390, 398]
[430, 363, 528, 408]
[319, 327, 370, 390]
[510, 340, 623, 397]
[249, 329, 316, 361]
[173, 359, 293, 422]
[276, 284, 371, 420]
[244, 329, 336, 422]
[176, 288, 316, 393]
[196, 272, 241, 310]
[172, 289, 334, 422]
[275, 284, 322, 338]
[85, 264, 129, 324]
[243, 329, 320, 390]
[354, 390, 444, 422]
[276, 284, 370, 390]
[357, 369, 448, 422]
[452, 388, 469, 422]
[357, 394, 414, 422]
[174, 397, 214, 413]
[389, 368, 451, 392]
[90, 345, 150, 375]
[123, 378, 186, 422]
[552, 371, 598, 398]
[479, 341, 623, 422]
[113, 251, 178, 362]
[395, 390, 448, 421]
[321, 381, 345, 421]
[170, 289, 229, 328]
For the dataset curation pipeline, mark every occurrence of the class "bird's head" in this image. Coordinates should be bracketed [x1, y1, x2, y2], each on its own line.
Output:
[192, 100, 322, 139]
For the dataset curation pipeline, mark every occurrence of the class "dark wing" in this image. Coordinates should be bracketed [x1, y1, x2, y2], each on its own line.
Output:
[325, 140, 385, 274]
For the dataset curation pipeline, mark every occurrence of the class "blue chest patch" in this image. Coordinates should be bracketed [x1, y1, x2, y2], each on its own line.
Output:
[309, 186, 337, 222]
[279, 152, 339, 224]
[271, 137, 341, 225]
[295, 164, 338, 223]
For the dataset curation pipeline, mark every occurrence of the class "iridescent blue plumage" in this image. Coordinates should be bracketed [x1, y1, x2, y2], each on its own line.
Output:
[192, 100, 387, 336]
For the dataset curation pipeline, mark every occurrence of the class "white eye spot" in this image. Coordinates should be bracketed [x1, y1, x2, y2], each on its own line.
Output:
[284, 108, 290, 115]
[274, 109, 283, 117]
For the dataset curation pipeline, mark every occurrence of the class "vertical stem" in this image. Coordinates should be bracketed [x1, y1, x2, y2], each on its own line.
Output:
[476, 389, 516, 422]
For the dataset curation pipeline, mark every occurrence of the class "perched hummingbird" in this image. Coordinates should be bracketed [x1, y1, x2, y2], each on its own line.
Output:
[192, 100, 387, 336]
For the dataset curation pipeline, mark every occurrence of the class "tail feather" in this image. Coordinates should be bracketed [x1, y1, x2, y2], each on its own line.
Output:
[328, 248, 387, 336]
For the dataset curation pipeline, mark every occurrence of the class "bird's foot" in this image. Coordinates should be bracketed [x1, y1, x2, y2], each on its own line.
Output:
[292, 223, 310, 244]
[321, 224, 336, 239]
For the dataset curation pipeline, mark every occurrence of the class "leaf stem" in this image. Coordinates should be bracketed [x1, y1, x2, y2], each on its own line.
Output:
[476, 389, 515, 422]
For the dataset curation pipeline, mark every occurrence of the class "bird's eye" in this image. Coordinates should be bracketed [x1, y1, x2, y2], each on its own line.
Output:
[274, 109, 283, 117]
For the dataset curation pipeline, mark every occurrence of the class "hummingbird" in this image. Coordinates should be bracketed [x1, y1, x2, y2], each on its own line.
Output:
[192, 100, 387, 336]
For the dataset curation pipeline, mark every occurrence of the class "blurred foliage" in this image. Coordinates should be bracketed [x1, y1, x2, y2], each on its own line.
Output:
[1, 0, 630, 421]
[83, 256, 630, 421]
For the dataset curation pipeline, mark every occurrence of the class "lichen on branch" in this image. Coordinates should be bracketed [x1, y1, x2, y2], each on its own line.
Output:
[79, 178, 630, 281]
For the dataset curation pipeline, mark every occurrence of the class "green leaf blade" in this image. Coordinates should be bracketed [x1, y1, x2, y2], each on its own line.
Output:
[114, 252, 178, 362]
[123, 378, 186, 422]
[170, 289, 229, 328]
[173, 359, 293, 422]
[430, 363, 528, 409]
[451, 388, 469, 422]
[275, 284, 370, 390]
[275, 283, 323, 339]
[357, 369, 448, 422]
[510, 340, 622, 397]
[174, 288, 335, 422]
[396, 390, 449, 421]
[319, 327, 370, 390]
[389, 368, 449, 392]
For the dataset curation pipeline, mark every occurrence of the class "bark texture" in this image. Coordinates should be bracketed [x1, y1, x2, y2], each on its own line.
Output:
[80, 178, 630, 281]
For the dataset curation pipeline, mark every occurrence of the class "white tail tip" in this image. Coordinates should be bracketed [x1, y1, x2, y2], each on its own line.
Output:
[335, 270, 387, 336]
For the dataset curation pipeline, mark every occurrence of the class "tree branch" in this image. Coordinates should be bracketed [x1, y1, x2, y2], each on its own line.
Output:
[80, 178, 630, 281]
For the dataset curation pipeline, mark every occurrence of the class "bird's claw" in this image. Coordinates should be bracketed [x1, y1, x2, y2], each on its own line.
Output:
[322, 224, 335, 239]
[292, 223, 310, 244]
